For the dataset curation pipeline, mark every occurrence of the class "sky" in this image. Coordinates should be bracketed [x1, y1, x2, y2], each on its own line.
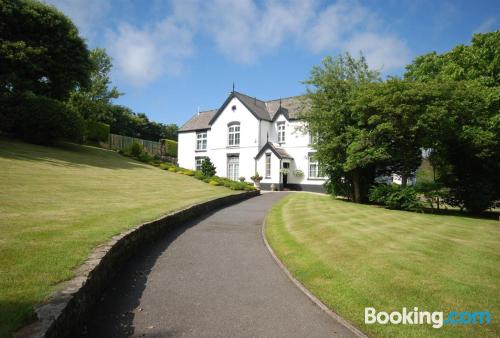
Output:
[44, 0, 499, 126]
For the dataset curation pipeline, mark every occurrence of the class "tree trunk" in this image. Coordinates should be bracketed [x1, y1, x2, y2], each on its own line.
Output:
[401, 172, 408, 187]
[352, 170, 362, 203]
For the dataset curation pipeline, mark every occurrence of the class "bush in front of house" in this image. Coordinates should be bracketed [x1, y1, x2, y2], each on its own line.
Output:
[369, 184, 422, 211]
[127, 142, 143, 157]
[201, 157, 216, 177]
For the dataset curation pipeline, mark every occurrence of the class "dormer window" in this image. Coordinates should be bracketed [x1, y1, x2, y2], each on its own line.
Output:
[228, 122, 240, 146]
[277, 122, 286, 144]
[196, 131, 207, 151]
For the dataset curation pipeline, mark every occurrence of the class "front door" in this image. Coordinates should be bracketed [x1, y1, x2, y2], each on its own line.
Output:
[282, 162, 290, 188]
[227, 156, 239, 181]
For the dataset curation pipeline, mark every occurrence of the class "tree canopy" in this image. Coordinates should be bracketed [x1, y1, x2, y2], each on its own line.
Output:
[405, 31, 500, 87]
[303, 53, 380, 202]
[0, 0, 92, 100]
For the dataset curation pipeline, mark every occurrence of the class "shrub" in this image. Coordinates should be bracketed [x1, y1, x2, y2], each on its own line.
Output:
[194, 171, 206, 180]
[201, 157, 216, 177]
[138, 152, 153, 163]
[181, 169, 195, 176]
[209, 180, 221, 186]
[86, 121, 110, 142]
[159, 163, 173, 170]
[168, 167, 178, 172]
[128, 142, 143, 157]
[1, 92, 85, 144]
[369, 184, 422, 211]
[161, 139, 178, 157]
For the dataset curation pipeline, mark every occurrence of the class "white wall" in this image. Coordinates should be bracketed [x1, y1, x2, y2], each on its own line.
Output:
[178, 131, 197, 169]
[178, 101, 326, 188]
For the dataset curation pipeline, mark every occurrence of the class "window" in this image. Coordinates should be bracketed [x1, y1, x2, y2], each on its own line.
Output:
[228, 123, 240, 146]
[278, 122, 286, 143]
[227, 156, 239, 181]
[308, 153, 325, 178]
[196, 131, 207, 151]
[309, 132, 319, 145]
[265, 153, 271, 178]
[195, 157, 206, 171]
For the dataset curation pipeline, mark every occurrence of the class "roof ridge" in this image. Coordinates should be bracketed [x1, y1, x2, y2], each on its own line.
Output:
[233, 91, 266, 104]
[265, 94, 305, 103]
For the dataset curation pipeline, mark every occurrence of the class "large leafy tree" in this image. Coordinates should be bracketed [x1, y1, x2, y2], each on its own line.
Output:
[353, 78, 428, 186]
[67, 48, 122, 121]
[0, 0, 91, 100]
[418, 81, 500, 213]
[303, 53, 380, 203]
[404, 30, 500, 213]
[405, 31, 500, 87]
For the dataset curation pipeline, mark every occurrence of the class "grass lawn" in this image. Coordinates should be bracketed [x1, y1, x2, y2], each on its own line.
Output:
[266, 193, 499, 338]
[0, 138, 235, 337]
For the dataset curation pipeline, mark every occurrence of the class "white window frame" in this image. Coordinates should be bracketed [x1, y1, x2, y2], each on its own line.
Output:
[308, 154, 325, 179]
[228, 123, 240, 146]
[277, 122, 286, 144]
[309, 132, 319, 145]
[227, 156, 239, 181]
[265, 153, 271, 178]
[196, 131, 207, 151]
[195, 157, 206, 171]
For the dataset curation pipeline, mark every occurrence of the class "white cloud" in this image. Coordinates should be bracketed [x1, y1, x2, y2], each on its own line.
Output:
[474, 17, 498, 33]
[106, 18, 194, 85]
[344, 32, 410, 71]
[45, 0, 411, 84]
[43, 0, 111, 40]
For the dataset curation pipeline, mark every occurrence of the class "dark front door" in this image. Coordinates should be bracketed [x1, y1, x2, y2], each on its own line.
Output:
[282, 162, 290, 187]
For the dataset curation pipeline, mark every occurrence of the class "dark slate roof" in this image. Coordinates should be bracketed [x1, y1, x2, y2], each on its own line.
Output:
[255, 142, 293, 160]
[179, 91, 310, 132]
[178, 109, 217, 132]
[266, 95, 310, 120]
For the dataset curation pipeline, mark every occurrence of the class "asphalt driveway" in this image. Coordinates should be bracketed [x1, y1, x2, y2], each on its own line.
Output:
[83, 192, 357, 337]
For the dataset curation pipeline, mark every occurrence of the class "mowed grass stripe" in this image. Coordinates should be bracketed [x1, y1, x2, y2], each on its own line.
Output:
[265, 193, 499, 338]
[0, 139, 235, 337]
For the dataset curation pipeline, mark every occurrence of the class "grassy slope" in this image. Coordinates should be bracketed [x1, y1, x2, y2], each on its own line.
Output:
[0, 139, 235, 337]
[266, 193, 499, 338]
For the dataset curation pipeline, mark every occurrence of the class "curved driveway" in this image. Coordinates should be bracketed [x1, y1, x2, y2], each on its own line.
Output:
[83, 192, 357, 337]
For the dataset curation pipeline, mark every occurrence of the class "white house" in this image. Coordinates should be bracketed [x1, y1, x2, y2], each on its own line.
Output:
[178, 90, 326, 192]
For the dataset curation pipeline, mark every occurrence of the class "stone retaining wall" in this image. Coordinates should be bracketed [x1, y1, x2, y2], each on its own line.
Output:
[15, 190, 260, 338]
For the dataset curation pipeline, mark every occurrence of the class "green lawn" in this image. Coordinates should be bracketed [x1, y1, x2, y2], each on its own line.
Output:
[266, 193, 499, 338]
[0, 139, 235, 337]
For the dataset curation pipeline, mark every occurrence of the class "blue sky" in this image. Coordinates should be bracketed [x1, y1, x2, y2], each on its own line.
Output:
[45, 0, 499, 126]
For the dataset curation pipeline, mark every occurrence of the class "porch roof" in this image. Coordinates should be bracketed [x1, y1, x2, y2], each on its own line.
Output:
[255, 142, 293, 160]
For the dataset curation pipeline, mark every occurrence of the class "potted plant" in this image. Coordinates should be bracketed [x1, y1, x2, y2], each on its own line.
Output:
[239, 176, 245, 182]
[251, 172, 263, 189]
[279, 168, 290, 175]
[293, 169, 304, 178]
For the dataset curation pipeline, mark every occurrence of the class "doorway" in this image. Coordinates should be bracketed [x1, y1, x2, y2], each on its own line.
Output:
[282, 162, 290, 188]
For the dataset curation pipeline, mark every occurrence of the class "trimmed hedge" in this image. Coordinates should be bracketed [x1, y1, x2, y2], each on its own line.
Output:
[0, 92, 85, 144]
[86, 121, 110, 142]
[161, 139, 178, 157]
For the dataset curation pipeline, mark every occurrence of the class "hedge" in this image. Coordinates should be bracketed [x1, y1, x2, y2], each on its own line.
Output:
[86, 121, 110, 142]
[161, 139, 177, 157]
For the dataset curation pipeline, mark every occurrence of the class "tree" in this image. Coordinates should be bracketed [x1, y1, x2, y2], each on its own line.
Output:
[201, 157, 216, 177]
[67, 48, 122, 121]
[303, 53, 380, 203]
[353, 78, 427, 186]
[418, 81, 500, 213]
[405, 31, 500, 87]
[0, 0, 91, 100]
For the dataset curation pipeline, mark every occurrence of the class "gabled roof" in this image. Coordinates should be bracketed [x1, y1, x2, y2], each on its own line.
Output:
[178, 109, 217, 132]
[209, 91, 272, 124]
[179, 91, 311, 132]
[255, 142, 293, 160]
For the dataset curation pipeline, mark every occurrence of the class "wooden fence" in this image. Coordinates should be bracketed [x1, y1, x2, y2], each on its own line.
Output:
[108, 133, 162, 155]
